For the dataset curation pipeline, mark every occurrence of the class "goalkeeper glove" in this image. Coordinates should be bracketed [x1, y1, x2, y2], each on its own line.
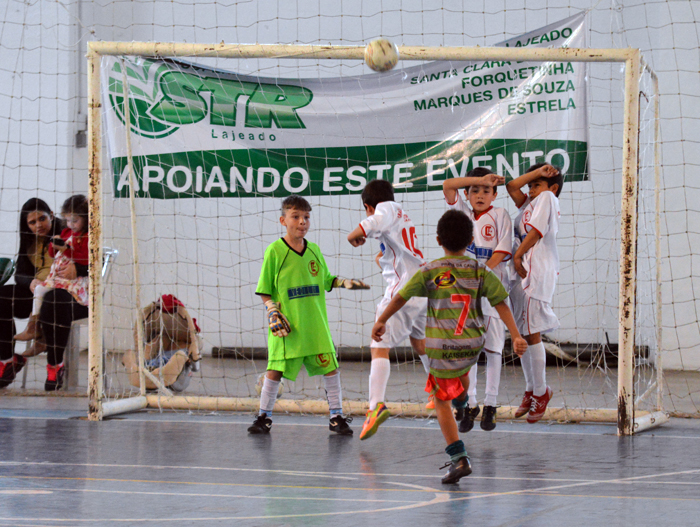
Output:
[333, 277, 370, 290]
[264, 300, 292, 337]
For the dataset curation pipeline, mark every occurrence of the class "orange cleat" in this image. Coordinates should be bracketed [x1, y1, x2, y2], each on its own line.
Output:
[359, 402, 390, 440]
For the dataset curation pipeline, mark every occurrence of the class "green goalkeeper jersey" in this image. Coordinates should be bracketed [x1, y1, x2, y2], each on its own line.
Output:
[256, 238, 336, 360]
[399, 255, 509, 378]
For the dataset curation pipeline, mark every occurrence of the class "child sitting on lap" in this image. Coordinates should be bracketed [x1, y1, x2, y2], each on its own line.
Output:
[371, 209, 527, 484]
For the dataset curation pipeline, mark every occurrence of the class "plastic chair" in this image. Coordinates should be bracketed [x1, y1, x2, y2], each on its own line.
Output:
[21, 247, 119, 390]
[0, 258, 15, 286]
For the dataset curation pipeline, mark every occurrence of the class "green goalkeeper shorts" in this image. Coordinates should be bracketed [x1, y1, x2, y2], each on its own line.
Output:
[268, 352, 339, 381]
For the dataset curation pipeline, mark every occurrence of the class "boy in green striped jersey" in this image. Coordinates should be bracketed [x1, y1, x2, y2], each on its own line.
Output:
[371, 209, 527, 484]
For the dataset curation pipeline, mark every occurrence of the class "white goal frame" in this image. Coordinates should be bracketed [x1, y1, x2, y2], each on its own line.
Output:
[86, 41, 666, 436]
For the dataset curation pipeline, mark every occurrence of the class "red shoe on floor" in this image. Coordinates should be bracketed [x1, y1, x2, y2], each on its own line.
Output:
[527, 386, 553, 423]
[514, 391, 533, 418]
[45, 363, 64, 392]
[0, 355, 27, 389]
[0, 361, 14, 388]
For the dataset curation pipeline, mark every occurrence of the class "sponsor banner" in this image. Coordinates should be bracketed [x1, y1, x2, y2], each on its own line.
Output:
[103, 13, 588, 199]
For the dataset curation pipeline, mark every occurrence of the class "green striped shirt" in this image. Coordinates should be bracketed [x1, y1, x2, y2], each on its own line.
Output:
[399, 255, 508, 378]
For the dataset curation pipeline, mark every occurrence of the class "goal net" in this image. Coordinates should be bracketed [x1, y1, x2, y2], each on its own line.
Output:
[87, 14, 663, 434]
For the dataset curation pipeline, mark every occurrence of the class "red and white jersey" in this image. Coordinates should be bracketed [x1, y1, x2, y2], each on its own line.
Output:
[447, 194, 512, 317]
[360, 201, 425, 300]
[512, 191, 560, 303]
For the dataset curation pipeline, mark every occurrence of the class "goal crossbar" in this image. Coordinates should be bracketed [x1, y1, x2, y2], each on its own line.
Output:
[87, 42, 654, 436]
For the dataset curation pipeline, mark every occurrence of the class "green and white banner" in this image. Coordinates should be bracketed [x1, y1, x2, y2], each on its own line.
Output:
[103, 13, 587, 199]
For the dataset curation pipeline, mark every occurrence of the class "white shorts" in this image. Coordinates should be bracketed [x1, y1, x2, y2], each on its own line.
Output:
[483, 316, 505, 353]
[510, 282, 559, 336]
[371, 295, 427, 349]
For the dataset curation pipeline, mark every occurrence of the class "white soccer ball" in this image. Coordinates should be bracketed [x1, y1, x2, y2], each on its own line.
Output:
[254, 373, 284, 399]
[365, 39, 399, 72]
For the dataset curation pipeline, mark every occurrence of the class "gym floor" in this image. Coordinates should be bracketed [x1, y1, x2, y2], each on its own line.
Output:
[1, 396, 699, 526]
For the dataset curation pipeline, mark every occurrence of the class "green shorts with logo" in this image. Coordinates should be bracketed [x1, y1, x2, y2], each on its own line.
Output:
[267, 352, 338, 381]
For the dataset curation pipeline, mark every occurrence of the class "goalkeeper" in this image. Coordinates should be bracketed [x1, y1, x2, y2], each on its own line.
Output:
[250, 195, 369, 436]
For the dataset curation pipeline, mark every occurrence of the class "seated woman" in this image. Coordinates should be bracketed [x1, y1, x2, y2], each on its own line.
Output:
[0, 197, 89, 391]
[0, 198, 62, 388]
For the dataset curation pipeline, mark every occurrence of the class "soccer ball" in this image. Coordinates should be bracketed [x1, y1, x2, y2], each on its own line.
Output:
[254, 373, 284, 399]
[365, 39, 399, 72]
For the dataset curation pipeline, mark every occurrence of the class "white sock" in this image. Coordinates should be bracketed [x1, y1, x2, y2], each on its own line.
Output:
[419, 354, 430, 374]
[259, 377, 280, 415]
[32, 284, 49, 315]
[520, 348, 534, 392]
[467, 362, 478, 407]
[529, 342, 547, 397]
[368, 358, 390, 411]
[323, 373, 343, 416]
[483, 351, 502, 407]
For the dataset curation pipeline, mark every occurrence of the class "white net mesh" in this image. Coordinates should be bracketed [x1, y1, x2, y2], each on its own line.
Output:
[94, 41, 660, 422]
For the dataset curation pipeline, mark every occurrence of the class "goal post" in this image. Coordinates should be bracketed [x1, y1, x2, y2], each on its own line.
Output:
[86, 41, 665, 436]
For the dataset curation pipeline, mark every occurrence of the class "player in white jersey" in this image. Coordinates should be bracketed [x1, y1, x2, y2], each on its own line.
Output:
[443, 168, 513, 432]
[347, 179, 429, 440]
[506, 163, 563, 424]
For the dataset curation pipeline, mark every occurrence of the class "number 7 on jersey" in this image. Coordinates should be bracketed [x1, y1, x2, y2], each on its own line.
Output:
[451, 294, 472, 336]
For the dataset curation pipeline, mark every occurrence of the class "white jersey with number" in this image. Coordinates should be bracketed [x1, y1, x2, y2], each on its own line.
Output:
[512, 191, 560, 303]
[360, 201, 425, 300]
[446, 194, 512, 317]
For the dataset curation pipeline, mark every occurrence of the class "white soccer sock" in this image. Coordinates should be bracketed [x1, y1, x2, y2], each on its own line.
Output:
[368, 358, 390, 411]
[259, 377, 280, 415]
[467, 362, 478, 407]
[483, 351, 502, 407]
[529, 342, 547, 397]
[520, 348, 534, 392]
[419, 354, 430, 374]
[323, 373, 343, 416]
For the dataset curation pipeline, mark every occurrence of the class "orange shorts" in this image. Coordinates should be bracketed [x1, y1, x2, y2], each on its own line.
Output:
[425, 373, 466, 401]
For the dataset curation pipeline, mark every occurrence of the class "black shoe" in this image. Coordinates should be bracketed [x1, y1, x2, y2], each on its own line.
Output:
[248, 414, 272, 434]
[329, 415, 353, 436]
[480, 405, 497, 431]
[458, 405, 480, 433]
[440, 456, 472, 484]
[44, 364, 64, 392]
[454, 406, 465, 421]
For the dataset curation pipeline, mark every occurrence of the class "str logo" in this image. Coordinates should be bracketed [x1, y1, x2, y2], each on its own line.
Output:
[108, 57, 313, 139]
[522, 210, 532, 225]
[308, 260, 319, 277]
[433, 271, 456, 288]
[481, 224, 495, 241]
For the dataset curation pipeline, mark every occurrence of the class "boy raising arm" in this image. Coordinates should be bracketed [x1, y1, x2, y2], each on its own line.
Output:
[505, 163, 563, 423]
[251, 195, 368, 436]
[347, 180, 430, 440]
[372, 209, 527, 484]
[443, 168, 513, 432]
